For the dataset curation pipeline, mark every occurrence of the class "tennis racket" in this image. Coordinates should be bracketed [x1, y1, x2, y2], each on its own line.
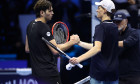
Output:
[74, 76, 90, 84]
[42, 37, 83, 70]
[52, 21, 69, 44]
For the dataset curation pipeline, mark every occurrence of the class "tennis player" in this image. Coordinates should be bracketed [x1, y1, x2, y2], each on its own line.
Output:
[69, 0, 119, 84]
[25, 0, 79, 84]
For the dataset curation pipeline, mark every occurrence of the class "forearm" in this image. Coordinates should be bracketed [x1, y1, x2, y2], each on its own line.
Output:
[49, 39, 76, 54]
[25, 35, 30, 53]
[78, 46, 101, 62]
[57, 40, 75, 51]
[78, 41, 93, 50]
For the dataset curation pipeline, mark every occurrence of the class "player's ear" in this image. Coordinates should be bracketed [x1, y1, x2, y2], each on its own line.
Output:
[104, 9, 107, 14]
[40, 10, 45, 17]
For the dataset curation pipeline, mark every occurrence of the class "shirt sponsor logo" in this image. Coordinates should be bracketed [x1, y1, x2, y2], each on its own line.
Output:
[46, 32, 51, 37]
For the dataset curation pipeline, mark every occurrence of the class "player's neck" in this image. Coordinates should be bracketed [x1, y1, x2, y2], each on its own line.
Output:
[101, 15, 111, 22]
[35, 17, 46, 23]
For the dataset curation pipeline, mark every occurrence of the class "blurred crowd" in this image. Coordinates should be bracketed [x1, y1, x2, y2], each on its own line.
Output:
[0, 0, 37, 60]
[113, 0, 140, 28]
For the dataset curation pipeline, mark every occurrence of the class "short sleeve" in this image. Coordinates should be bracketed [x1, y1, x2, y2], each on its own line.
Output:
[123, 30, 138, 48]
[40, 24, 54, 41]
[93, 25, 104, 43]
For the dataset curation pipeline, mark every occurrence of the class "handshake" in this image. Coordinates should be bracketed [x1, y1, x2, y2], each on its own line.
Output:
[69, 34, 80, 45]
[66, 34, 83, 70]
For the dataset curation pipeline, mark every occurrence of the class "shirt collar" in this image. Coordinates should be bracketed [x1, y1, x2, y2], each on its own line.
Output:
[102, 20, 113, 23]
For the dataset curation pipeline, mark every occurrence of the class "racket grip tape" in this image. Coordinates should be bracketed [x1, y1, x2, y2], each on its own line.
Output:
[77, 63, 83, 68]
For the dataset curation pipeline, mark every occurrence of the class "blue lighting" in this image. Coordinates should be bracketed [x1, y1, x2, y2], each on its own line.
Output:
[0, 54, 17, 59]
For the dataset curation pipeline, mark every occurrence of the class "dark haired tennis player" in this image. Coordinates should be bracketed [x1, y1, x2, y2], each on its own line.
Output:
[25, 0, 79, 84]
[70, 0, 119, 84]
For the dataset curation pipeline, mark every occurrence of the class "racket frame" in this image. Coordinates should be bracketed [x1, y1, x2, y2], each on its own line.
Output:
[52, 21, 69, 43]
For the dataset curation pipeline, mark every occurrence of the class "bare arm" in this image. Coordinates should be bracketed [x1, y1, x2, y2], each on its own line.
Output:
[78, 41, 93, 50]
[25, 35, 29, 53]
[57, 35, 80, 51]
[57, 41, 76, 51]
[78, 41, 101, 62]
[69, 41, 102, 64]
[47, 39, 59, 55]
[48, 35, 80, 55]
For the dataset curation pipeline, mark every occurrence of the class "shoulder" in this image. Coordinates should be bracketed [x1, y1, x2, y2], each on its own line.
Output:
[39, 23, 51, 34]
[27, 20, 35, 26]
[27, 20, 35, 31]
[128, 28, 139, 39]
[127, 27, 137, 35]
[36, 22, 50, 29]
[95, 23, 103, 29]
[96, 22, 117, 30]
[128, 27, 136, 32]
[95, 24, 103, 32]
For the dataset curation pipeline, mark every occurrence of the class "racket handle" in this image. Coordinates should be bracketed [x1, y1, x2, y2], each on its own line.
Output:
[76, 63, 83, 68]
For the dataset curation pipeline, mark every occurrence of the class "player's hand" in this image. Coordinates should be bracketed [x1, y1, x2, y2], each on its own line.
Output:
[70, 34, 80, 44]
[69, 57, 80, 65]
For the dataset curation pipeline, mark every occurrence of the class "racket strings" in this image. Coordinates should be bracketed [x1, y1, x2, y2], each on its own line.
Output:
[53, 23, 68, 44]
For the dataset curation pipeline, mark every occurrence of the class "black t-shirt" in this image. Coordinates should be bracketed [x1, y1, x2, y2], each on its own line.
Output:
[26, 20, 59, 78]
[90, 20, 119, 81]
[119, 27, 140, 77]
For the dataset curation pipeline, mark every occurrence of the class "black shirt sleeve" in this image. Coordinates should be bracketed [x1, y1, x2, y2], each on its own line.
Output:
[94, 25, 104, 43]
[40, 24, 54, 41]
[123, 30, 138, 48]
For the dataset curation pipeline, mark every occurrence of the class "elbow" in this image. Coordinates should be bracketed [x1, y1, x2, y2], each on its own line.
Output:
[25, 49, 29, 53]
[25, 47, 30, 53]
[52, 51, 59, 55]
[97, 48, 101, 53]
[95, 47, 101, 53]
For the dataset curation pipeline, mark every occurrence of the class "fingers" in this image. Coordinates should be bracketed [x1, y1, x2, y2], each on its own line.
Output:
[70, 34, 80, 44]
[70, 35, 75, 40]
[69, 57, 79, 65]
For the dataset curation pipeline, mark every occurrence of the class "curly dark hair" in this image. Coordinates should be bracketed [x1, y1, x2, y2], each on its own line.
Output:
[33, 0, 52, 17]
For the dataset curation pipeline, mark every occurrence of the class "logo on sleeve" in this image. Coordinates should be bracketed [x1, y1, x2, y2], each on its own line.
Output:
[46, 32, 51, 36]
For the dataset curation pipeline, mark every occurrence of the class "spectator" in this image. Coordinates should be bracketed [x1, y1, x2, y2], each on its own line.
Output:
[113, 12, 140, 84]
